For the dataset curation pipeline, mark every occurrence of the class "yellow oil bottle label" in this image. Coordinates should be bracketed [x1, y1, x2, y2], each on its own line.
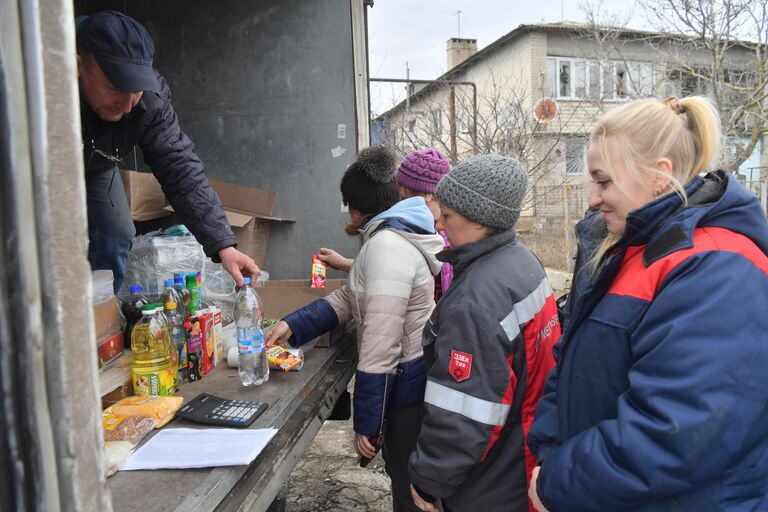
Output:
[132, 366, 175, 396]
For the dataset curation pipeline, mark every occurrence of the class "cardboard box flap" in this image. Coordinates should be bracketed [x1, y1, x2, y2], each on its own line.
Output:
[225, 210, 255, 228]
[208, 178, 275, 216]
[122, 170, 170, 222]
[224, 206, 295, 223]
[164, 205, 294, 224]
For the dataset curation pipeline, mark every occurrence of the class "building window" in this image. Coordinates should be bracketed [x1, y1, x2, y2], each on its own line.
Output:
[458, 117, 472, 134]
[559, 61, 571, 97]
[547, 58, 557, 98]
[547, 57, 654, 100]
[431, 109, 442, 135]
[588, 62, 601, 100]
[565, 139, 586, 175]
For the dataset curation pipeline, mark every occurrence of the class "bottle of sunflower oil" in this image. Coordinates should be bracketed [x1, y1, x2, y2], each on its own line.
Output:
[131, 304, 175, 396]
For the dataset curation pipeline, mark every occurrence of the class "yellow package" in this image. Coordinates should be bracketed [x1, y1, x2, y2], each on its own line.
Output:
[266, 345, 303, 372]
[104, 395, 184, 427]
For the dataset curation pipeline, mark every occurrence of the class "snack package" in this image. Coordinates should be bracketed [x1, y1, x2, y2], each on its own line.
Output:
[104, 395, 184, 427]
[211, 307, 224, 366]
[266, 344, 304, 372]
[199, 310, 215, 375]
[103, 413, 155, 444]
[104, 441, 134, 477]
[311, 255, 326, 288]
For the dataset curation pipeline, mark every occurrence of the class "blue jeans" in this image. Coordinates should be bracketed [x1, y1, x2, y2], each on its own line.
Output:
[86, 167, 135, 293]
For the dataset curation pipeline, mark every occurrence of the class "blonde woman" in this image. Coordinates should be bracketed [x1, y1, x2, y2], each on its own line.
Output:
[528, 96, 768, 511]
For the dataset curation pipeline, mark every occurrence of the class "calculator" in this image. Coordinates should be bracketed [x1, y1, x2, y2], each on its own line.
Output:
[177, 393, 268, 428]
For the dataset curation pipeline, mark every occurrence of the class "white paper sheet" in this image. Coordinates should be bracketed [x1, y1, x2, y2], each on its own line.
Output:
[121, 427, 278, 470]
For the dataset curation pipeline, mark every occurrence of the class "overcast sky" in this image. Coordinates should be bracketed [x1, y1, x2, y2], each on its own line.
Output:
[367, 0, 646, 114]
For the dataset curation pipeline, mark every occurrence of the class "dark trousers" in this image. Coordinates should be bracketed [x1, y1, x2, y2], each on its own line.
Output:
[86, 167, 135, 293]
[382, 402, 424, 512]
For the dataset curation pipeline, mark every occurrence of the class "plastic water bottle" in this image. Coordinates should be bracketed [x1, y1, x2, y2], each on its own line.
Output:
[233, 277, 268, 386]
[165, 301, 188, 384]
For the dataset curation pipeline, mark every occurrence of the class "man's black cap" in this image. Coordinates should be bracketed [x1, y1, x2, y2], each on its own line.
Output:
[76, 11, 160, 93]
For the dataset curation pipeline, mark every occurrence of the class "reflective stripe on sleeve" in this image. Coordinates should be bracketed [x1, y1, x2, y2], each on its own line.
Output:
[424, 381, 511, 426]
[499, 277, 553, 341]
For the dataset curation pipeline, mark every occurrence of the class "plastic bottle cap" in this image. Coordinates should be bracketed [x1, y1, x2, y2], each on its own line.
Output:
[130, 285, 142, 293]
[141, 304, 156, 314]
[165, 302, 177, 309]
[243, 277, 251, 285]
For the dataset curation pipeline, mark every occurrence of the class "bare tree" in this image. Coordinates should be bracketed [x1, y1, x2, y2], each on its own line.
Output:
[581, 0, 768, 171]
[374, 73, 597, 212]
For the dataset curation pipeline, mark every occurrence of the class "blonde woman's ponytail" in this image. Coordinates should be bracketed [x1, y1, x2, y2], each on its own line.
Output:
[677, 96, 721, 178]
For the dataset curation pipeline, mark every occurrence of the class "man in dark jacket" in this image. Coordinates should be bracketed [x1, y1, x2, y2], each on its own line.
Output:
[77, 11, 258, 291]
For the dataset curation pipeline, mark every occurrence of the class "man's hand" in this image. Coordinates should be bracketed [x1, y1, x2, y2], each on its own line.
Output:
[529, 466, 550, 512]
[264, 320, 292, 347]
[353, 433, 377, 460]
[317, 247, 353, 273]
[218, 246, 260, 288]
[410, 484, 438, 512]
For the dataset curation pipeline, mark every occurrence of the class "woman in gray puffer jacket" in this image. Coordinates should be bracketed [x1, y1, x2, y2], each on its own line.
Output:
[266, 146, 444, 512]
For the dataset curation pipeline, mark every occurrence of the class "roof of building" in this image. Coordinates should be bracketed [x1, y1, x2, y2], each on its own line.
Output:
[374, 21, 754, 120]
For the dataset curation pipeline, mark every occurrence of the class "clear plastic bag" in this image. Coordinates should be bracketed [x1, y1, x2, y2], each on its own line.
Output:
[118, 228, 205, 301]
[92, 270, 115, 305]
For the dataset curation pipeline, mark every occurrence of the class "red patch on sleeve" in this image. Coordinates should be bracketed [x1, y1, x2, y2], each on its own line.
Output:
[449, 350, 473, 382]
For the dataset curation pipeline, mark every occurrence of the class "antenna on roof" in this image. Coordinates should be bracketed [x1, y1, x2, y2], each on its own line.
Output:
[452, 9, 462, 38]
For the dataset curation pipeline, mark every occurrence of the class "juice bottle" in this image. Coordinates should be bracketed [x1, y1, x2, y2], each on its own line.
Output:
[131, 304, 175, 396]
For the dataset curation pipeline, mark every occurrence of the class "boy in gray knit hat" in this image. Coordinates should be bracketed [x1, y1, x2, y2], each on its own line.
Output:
[434, 154, 528, 232]
[409, 154, 560, 512]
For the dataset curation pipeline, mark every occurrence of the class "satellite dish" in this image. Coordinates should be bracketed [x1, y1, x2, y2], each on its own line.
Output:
[534, 98, 558, 124]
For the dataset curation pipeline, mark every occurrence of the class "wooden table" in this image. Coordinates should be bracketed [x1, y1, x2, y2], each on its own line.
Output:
[108, 335, 357, 512]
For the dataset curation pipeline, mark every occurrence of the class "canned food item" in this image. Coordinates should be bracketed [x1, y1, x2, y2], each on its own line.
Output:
[311, 255, 327, 288]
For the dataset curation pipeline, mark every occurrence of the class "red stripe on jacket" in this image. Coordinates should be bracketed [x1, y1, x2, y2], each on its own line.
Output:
[609, 227, 768, 301]
[521, 293, 559, 512]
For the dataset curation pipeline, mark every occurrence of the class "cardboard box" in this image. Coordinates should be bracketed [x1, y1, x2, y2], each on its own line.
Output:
[255, 279, 349, 347]
[209, 178, 293, 268]
[93, 296, 122, 340]
[93, 296, 124, 368]
[99, 351, 133, 408]
[121, 170, 170, 221]
[165, 178, 293, 268]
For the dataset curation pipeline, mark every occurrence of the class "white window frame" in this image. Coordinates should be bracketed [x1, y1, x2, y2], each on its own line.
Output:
[546, 57, 654, 101]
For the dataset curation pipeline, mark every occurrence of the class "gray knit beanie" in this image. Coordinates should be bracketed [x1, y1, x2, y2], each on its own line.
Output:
[434, 154, 528, 231]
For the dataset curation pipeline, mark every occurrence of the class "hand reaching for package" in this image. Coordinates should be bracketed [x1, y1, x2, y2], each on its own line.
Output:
[317, 247, 353, 272]
[264, 320, 292, 347]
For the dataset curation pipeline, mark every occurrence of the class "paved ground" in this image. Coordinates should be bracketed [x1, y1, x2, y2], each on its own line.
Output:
[269, 418, 394, 512]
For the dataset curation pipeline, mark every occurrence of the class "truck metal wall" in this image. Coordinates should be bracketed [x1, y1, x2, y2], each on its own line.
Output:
[76, 0, 366, 279]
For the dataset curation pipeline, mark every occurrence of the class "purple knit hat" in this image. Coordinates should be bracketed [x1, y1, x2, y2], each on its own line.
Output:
[395, 148, 451, 194]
